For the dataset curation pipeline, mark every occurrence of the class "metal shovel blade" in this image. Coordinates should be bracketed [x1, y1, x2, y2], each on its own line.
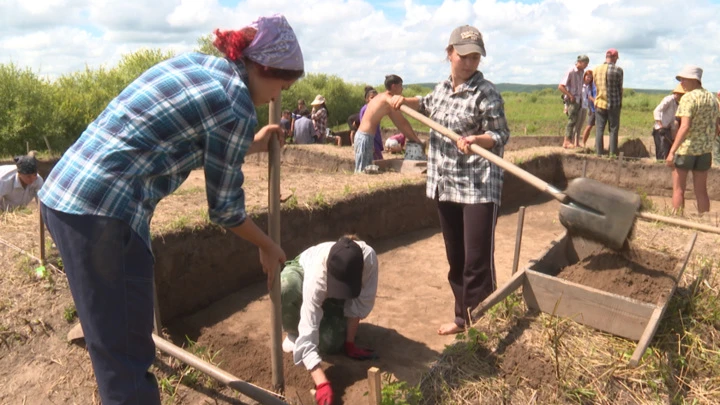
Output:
[558, 178, 641, 250]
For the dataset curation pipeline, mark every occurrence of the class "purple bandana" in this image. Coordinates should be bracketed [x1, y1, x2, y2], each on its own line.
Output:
[244, 14, 304, 71]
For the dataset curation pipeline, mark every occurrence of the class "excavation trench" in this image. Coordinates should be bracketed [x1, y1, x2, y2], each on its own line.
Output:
[145, 142, 719, 404]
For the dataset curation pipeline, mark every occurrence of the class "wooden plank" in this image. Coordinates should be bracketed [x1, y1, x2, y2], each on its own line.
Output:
[470, 269, 526, 325]
[523, 270, 656, 340]
[629, 233, 697, 367]
[367, 367, 382, 405]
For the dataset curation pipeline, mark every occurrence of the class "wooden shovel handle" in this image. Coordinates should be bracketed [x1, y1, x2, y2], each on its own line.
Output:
[399, 105, 568, 203]
[638, 212, 720, 234]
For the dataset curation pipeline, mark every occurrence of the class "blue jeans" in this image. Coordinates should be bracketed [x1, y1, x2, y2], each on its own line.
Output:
[41, 205, 160, 405]
[595, 107, 621, 156]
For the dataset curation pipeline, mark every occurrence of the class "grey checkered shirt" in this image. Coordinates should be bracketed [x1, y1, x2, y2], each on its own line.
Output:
[418, 71, 510, 205]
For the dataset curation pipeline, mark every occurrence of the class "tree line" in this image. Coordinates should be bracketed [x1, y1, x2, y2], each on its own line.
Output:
[1, 36, 430, 157]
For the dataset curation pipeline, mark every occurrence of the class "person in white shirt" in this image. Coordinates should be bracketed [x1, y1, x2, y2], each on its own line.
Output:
[0, 154, 44, 211]
[280, 235, 378, 405]
[652, 84, 686, 160]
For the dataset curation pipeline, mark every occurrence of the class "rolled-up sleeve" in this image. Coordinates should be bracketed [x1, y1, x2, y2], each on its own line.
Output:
[344, 244, 378, 319]
[293, 261, 327, 370]
[480, 93, 510, 149]
[203, 92, 258, 228]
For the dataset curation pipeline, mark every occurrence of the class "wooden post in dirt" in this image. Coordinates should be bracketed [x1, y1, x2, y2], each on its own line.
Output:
[268, 97, 284, 393]
[367, 367, 382, 405]
[43, 136, 53, 155]
[582, 159, 588, 178]
[38, 202, 46, 265]
[616, 152, 624, 186]
[511, 206, 526, 275]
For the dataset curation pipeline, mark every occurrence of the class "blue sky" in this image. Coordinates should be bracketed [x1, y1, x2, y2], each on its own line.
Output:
[2, 0, 720, 90]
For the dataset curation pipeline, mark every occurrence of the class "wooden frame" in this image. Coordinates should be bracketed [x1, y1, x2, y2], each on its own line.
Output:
[471, 231, 697, 367]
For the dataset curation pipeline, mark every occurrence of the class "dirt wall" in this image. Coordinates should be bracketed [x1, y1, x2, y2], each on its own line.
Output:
[560, 154, 720, 199]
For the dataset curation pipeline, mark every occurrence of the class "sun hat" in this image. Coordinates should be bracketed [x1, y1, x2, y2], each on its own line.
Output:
[675, 65, 703, 83]
[672, 84, 686, 94]
[448, 25, 486, 56]
[310, 95, 326, 106]
[577, 54, 589, 63]
[326, 237, 364, 299]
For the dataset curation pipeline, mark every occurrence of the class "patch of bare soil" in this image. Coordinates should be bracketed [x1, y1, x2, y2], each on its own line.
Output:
[556, 248, 679, 303]
[500, 341, 557, 389]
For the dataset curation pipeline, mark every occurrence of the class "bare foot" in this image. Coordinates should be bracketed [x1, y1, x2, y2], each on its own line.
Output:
[437, 322, 464, 335]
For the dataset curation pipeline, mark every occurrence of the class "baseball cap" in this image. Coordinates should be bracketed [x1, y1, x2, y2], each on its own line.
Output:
[577, 54, 589, 63]
[14, 155, 37, 174]
[448, 25, 486, 56]
[606, 48, 619, 57]
[326, 237, 364, 299]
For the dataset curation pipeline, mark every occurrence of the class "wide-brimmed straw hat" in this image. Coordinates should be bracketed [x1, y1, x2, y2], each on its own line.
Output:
[672, 84, 686, 94]
[675, 65, 703, 84]
[310, 95, 326, 106]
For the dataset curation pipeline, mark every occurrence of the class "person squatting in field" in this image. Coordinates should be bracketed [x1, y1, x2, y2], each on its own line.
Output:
[390, 24, 510, 335]
[280, 235, 379, 405]
[0, 153, 43, 212]
[38, 14, 303, 405]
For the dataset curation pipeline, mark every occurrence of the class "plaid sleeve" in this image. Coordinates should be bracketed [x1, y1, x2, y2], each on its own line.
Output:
[202, 89, 258, 228]
[479, 86, 510, 148]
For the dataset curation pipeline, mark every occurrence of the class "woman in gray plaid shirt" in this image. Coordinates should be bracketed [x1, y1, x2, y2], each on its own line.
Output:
[391, 24, 510, 335]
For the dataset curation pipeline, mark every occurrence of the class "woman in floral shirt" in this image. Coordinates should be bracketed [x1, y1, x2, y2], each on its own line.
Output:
[667, 65, 720, 215]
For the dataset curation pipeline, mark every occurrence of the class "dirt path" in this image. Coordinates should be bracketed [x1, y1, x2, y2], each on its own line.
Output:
[169, 195, 566, 404]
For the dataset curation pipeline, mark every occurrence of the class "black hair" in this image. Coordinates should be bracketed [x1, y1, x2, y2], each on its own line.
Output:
[364, 86, 378, 100]
[384, 74, 403, 90]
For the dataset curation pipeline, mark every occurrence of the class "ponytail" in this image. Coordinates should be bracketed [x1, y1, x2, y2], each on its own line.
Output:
[213, 27, 257, 61]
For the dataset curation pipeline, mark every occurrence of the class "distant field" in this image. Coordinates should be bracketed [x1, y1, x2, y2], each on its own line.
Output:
[370, 87, 667, 138]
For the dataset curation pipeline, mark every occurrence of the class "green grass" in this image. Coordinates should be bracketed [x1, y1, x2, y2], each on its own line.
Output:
[369, 88, 666, 138]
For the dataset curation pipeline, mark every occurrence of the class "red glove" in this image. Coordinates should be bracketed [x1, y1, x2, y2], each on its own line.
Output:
[344, 341, 378, 360]
[315, 382, 333, 405]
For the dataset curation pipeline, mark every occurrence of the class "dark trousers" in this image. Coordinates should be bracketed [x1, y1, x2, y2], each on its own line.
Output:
[595, 107, 621, 156]
[436, 200, 498, 328]
[41, 205, 160, 405]
[652, 128, 672, 160]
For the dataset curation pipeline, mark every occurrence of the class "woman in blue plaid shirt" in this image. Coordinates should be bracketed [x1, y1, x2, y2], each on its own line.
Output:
[38, 15, 303, 405]
[391, 25, 510, 336]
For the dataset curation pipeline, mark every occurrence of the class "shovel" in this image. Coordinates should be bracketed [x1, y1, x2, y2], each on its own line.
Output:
[399, 105, 640, 250]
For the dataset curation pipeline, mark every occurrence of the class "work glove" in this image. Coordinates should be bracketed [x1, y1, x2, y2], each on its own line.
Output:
[344, 341, 378, 360]
[315, 381, 333, 405]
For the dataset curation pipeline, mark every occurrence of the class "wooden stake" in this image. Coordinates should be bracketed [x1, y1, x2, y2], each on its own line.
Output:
[616, 151, 624, 186]
[43, 136, 53, 155]
[511, 206, 526, 275]
[582, 159, 588, 178]
[152, 280, 162, 336]
[268, 97, 284, 393]
[367, 367, 382, 405]
[38, 202, 46, 265]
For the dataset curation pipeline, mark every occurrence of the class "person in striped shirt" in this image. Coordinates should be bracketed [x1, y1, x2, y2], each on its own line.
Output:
[38, 14, 303, 405]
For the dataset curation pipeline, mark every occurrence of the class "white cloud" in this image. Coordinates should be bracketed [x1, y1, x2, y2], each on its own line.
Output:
[1, 0, 720, 91]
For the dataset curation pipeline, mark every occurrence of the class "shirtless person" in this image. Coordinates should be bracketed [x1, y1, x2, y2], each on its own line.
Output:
[353, 74, 422, 173]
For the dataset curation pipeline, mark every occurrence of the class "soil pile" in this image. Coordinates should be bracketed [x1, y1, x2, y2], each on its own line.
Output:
[556, 248, 679, 303]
